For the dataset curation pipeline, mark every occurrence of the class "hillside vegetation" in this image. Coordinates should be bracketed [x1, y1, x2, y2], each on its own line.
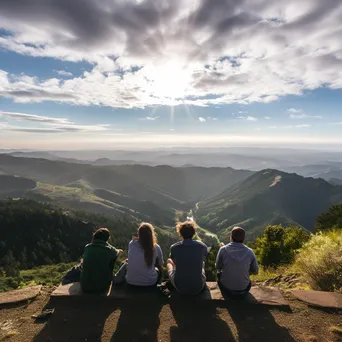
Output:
[0, 199, 219, 291]
[0, 174, 36, 198]
[196, 169, 342, 240]
[0, 154, 252, 225]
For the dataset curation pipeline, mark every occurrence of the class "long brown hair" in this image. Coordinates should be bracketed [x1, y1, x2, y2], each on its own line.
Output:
[138, 222, 157, 267]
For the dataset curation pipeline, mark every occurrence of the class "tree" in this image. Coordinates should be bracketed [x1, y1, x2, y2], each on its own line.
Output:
[315, 204, 342, 232]
[255, 225, 310, 266]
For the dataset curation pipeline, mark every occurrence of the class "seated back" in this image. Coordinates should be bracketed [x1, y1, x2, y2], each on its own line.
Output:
[171, 239, 208, 294]
[216, 242, 258, 291]
[80, 239, 118, 293]
[126, 240, 164, 286]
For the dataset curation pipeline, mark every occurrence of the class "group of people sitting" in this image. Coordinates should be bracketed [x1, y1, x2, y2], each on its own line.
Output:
[77, 221, 259, 297]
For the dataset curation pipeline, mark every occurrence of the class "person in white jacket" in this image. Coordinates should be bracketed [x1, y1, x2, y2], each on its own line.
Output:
[216, 226, 258, 297]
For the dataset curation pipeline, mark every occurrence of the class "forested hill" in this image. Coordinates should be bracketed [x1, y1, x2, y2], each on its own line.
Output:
[0, 199, 139, 276]
[0, 199, 190, 278]
[196, 169, 342, 240]
[0, 174, 36, 197]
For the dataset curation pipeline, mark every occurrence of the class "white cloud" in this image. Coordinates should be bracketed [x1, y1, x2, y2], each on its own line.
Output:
[140, 116, 160, 121]
[288, 108, 303, 113]
[0, 111, 70, 124]
[295, 124, 311, 128]
[289, 113, 322, 119]
[55, 70, 73, 77]
[0, 110, 110, 133]
[264, 116, 271, 119]
[238, 116, 258, 121]
[198, 117, 206, 122]
[268, 124, 310, 129]
[0, 0, 341, 108]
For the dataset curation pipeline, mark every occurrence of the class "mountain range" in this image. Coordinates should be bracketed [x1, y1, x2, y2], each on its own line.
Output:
[196, 169, 342, 239]
[1, 153, 342, 240]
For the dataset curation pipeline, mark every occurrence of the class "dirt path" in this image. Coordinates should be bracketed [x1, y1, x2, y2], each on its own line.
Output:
[0, 289, 341, 342]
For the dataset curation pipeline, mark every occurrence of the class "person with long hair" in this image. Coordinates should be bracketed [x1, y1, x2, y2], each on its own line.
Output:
[115, 222, 164, 286]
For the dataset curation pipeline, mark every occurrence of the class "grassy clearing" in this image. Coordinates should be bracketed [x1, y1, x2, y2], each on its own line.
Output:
[0, 263, 77, 292]
[250, 267, 281, 282]
[20, 263, 76, 287]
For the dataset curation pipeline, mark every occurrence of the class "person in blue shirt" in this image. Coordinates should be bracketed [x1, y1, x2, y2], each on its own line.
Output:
[167, 221, 208, 295]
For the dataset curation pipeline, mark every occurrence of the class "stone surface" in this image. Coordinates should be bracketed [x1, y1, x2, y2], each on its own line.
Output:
[291, 290, 342, 309]
[0, 285, 42, 305]
[206, 282, 289, 306]
[51, 282, 111, 297]
[51, 282, 288, 306]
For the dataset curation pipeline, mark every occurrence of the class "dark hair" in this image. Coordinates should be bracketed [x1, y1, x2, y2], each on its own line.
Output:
[231, 226, 245, 243]
[93, 228, 110, 242]
[176, 221, 197, 239]
[138, 223, 156, 267]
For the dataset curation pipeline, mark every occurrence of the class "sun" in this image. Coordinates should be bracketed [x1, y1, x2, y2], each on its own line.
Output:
[145, 61, 192, 104]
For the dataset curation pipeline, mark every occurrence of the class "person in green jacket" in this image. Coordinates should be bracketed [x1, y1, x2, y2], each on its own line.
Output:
[80, 228, 123, 293]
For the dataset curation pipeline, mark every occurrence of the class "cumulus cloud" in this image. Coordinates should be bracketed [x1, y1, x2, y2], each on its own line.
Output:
[0, 0, 341, 108]
[198, 117, 206, 122]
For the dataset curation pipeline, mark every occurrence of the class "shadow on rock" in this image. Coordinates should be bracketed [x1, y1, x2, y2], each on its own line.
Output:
[170, 300, 235, 342]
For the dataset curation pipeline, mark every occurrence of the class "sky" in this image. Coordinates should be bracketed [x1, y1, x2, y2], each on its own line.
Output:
[0, 0, 342, 150]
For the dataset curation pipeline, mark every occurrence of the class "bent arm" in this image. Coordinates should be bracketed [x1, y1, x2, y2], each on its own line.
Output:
[249, 252, 259, 275]
[215, 248, 224, 270]
[155, 246, 164, 268]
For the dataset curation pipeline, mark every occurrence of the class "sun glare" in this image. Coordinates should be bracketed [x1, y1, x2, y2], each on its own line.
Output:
[145, 61, 191, 103]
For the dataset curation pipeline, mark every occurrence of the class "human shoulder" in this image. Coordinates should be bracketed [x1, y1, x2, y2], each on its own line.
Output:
[192, 240, 208, 250]
[195, 240, 207, 247]
[170, 241, 183, 249]
[105, 242, 118, 253]
[245, 244, 256, 255]
[129, 239, 140, 247]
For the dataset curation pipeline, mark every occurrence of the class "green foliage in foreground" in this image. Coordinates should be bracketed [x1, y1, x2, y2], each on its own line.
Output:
[254, 225, 311, 266]
[0, 263, 75, 292]
[296, 230, 342, 291]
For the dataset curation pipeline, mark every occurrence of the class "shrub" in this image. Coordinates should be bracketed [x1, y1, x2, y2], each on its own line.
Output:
[255, 225, 310, 266]
[295, 230, 342, 291]
[315, 204, 342, 232]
